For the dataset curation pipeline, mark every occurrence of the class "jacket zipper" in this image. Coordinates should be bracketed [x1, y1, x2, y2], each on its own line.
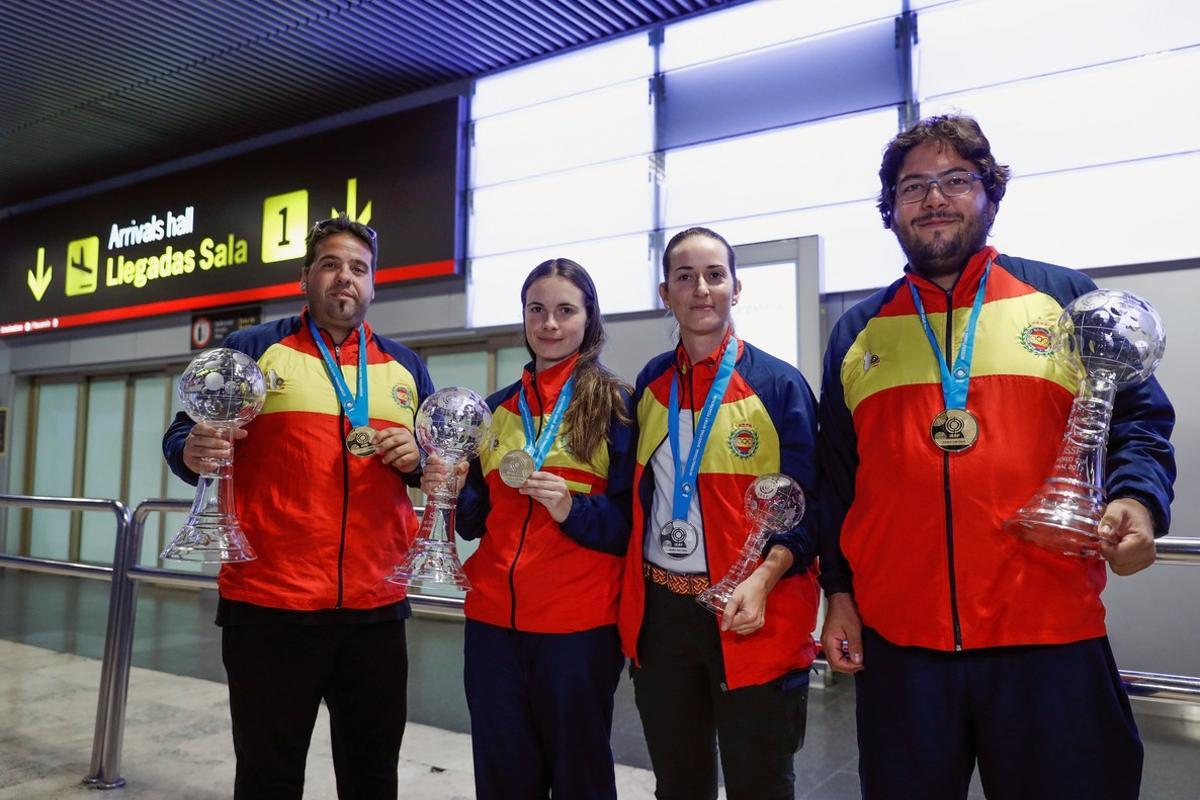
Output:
[508, 373, 543, 629]
[335, 342, 349, 609]
[690, 359, 728, 692]
[941, 288, 963, 651]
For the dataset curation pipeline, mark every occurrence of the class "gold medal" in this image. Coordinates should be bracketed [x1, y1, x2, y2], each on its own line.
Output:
[345, 426, 378, 457]
[930, 409, 978, 453]
[499, 449, 535, 488]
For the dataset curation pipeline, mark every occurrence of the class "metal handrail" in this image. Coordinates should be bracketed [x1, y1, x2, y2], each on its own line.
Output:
[0, 493, 133, 791]
[1154, 536, 1200, 564]
[89, 499, 464, 789]
[2, 496, 1200, 790]
[1121, 670, 1200, 703]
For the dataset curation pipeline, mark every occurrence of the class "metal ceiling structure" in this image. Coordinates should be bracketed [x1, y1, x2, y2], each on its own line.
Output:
[1, 0, 734, 212]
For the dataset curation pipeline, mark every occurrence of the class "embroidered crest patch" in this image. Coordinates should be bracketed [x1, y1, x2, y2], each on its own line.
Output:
[728, 423, 759, 459]
[392, 384, 413, 408]
[1019, 324, 1055, 356]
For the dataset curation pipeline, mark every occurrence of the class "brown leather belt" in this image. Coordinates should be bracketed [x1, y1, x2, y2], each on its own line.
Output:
[643, 562, 710, 596]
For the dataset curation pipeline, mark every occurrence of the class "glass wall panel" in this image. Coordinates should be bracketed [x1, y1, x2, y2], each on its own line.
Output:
[469, 234, 655, 328]
[495, 345, 530, 386]
[921, 48, 1200, 177]
[426, 351, 489, 398]
[29, 381, 79, 560]
[3, 378, 30, 553]
[663, 110, 897, 227]
[661, 0, 900, 72]
[470, 156, 653, 258]
[472, 80, 654, 187]
[733, 262, 799, 367]
[472, 33, 653, 119]
[78, 378, 127, 564]
[918, 0, 1200, 99]
[660, 18, 900, 151]
[990, 151, 1200, 271]
[133, 374, 188, 569]
[675, 198, 900, 294]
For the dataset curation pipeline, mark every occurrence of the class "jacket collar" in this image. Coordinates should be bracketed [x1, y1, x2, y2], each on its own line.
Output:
[522, 351, 580, 409]
[674, 327, 740, 375]
[904, 245, 998, 306]
[301, 307, 372, 349]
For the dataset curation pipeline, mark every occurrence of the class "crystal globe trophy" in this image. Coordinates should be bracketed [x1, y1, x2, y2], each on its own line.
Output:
[387, 387, 492, 590]
[1004, 289, 1165, 557]
[162, 348, 266, 563]
[697, 473, 806, 615]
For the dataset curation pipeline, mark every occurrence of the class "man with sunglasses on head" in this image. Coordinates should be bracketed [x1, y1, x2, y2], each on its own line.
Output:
[164, 214, 433, 799]
[817, 115, 1175, 799]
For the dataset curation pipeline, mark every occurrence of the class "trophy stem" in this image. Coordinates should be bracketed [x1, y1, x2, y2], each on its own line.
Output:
[388, 457, 472, 590]
[1003, 372, 1116, 557]
[162, 446, 257, 563]
[697, 527, 768, 615]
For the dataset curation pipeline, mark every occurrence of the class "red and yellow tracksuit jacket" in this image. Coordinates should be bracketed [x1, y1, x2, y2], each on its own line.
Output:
[618, 333, 820, 690]
[455, 354, 634, 633]
[164, 311, 433, 612]
[818, 247, 1176, 651]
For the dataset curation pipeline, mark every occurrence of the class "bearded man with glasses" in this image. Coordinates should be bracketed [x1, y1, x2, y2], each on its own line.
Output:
[816, 115, 1175, 799]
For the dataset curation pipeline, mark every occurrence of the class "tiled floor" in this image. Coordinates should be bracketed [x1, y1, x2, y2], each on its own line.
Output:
[2, 570, 1198, 798]
[0, 639, 659, 799]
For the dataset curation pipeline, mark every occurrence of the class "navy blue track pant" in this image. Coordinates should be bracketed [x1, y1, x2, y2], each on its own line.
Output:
[856, 627, 1142, 800]
[463, 619, 625, 800]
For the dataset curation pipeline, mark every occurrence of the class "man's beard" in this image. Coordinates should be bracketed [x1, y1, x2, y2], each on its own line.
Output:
[894, 208, 992, 285]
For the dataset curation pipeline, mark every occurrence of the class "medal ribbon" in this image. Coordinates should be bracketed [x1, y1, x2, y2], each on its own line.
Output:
[907, 258, 992, 410]
[517, 374, 576, 470]
[668, 337, 739, 522]
[306, 316, 369, 428]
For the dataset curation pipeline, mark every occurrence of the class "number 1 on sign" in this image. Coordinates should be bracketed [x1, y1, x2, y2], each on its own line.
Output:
[278, 207, 290, 247]
[261, 189, 309, 264]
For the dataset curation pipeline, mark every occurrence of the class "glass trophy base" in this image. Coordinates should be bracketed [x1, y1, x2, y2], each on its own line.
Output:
[161, 518, 257, 563]
[696, 579, 737, 616]
[387, 541, 472, 591]
[1003, 515, 1111, 560]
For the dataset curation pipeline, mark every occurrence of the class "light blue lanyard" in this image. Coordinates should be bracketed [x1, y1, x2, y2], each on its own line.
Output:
[668, 338, 738, 521]
[307, 317, 369, 428]
[907, 259, 992, 410]
[517, 375, 575, 470]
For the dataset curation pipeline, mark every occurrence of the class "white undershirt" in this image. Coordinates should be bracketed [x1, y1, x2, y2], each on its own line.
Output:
[645, 408, 708, 573]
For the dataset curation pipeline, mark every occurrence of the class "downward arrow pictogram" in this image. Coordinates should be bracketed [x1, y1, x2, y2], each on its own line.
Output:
[27, 247, 52, 301]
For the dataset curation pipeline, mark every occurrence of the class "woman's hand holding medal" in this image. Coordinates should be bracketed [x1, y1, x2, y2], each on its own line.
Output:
[517, 471, 573, 523]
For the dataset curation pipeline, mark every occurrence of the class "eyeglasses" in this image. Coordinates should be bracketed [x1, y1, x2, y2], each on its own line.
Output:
[893, 171, 982, 204]
[311, 217, 377, 241]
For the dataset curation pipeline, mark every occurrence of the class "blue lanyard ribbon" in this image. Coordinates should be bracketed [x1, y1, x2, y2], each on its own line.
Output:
[907, 258, 992, 410]
[517, 374, 576, 470]
[668, 338, 739, 521]
[306, 317, 369, 428]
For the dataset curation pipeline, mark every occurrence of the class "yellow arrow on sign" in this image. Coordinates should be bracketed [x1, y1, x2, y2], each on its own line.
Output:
[331, 178, 373, 226]
[27, 247, 52, 302]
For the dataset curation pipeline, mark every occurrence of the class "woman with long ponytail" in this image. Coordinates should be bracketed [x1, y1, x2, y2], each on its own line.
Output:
[423, 258, 633, 800]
